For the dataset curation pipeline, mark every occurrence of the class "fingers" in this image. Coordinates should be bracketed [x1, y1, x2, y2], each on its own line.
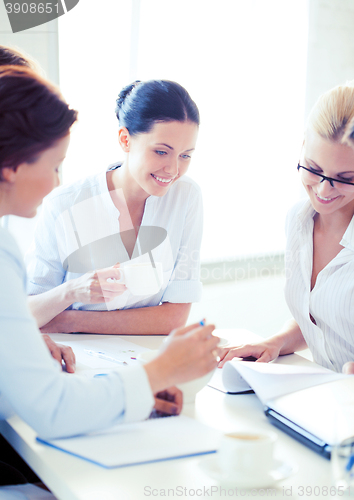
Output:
[42, 334, 62, 364]
[59, 344, 76, 373]
[154, 387, 183, 415]
[217, 345, 257, 368]
[343, 361, 354, 374]
[256, 351, 274, 363]
[96, 266, 122, 280]
[42, 335, 76, 373]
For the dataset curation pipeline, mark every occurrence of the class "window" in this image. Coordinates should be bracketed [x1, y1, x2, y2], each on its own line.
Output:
[59, 0, 308, 261]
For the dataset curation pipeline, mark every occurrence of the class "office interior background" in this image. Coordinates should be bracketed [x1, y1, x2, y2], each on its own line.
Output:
[1, 0, 354, 339]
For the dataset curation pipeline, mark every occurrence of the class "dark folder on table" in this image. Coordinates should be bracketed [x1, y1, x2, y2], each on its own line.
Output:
[219, 358, 354, 459]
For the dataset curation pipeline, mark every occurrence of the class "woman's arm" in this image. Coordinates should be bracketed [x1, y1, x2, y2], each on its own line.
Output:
[40, 302, 192, 335]
[28, 266, 126, 328]
[218, 318, 308, 367]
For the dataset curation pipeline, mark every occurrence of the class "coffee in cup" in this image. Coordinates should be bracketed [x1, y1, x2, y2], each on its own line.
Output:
[217, 430, 277, 487]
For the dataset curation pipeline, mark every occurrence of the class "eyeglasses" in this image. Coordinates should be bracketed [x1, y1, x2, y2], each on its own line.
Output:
[297, 164, 354, 193]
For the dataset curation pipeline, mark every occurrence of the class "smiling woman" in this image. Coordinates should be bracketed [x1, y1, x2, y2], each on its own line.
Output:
[25, 79, 203, 335]
[0, 65, 221, 473]
[218, 81, 354, 374]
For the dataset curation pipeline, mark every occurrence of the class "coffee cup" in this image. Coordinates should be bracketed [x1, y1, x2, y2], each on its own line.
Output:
[118, 262, 163, 296]
[137, 349, 215, 403]
[217, 431, 277, 487]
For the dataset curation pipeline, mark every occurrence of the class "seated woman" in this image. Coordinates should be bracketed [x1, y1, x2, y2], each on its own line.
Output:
[26, 80, 202, 335]
[0, 45, 76, 374]
[219, 82, 354, 374]
[0, 65, 220, 441]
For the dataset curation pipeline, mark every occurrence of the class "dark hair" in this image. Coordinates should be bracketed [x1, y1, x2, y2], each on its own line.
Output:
[0, 66, 77, 179]
[115, 80, 200, 135]
[0, 45, 34, 69]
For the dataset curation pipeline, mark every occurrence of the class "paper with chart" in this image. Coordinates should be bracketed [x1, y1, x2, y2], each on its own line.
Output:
[48, 333, 151, 373]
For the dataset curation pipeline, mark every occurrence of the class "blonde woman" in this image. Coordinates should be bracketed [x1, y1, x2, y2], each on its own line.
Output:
[219, 82, 354, 374]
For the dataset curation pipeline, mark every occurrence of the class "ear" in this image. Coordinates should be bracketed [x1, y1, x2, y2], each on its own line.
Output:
[118, 127, 131, 153]
[1, 166, 18, 183]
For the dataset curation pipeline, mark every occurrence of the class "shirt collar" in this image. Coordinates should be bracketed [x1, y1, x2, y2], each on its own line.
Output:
[296, 198, 354, 252]
[296, 199, 316, 231]
[340, 216, 354, 251]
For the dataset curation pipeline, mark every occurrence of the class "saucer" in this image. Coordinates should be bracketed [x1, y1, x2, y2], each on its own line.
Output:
[198, 455, 297, 488]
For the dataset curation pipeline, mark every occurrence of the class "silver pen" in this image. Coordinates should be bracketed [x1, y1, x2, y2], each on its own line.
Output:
[84, 349, 128, 365]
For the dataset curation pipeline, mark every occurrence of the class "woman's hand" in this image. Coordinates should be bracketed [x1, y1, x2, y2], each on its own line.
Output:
[144, 322, 220, 394]
[342, 362, 354, 374]
[153, 387, 183, 416]
[42, 334, 76, 373]
[217, 339, 283, 368]
[66, 264, 126, 305]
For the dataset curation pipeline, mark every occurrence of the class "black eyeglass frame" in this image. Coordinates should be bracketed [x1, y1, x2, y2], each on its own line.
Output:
[297, 164, 354, 188]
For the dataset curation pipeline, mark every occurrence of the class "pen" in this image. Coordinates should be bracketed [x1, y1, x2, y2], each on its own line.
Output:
[84, 349, 128, 365]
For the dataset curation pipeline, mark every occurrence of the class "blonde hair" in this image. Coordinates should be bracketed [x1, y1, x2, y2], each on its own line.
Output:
[343, 115, 354, 148]
[306, 81, 354, 143]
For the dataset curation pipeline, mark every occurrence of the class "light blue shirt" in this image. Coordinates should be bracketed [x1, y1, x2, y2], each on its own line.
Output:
[26, 166, 203, 311]
[0, 226, 154, 439]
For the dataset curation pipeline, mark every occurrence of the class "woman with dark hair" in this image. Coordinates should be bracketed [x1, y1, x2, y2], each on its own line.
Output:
[26, 79, 203, 335]
[0, 45, 37, 69]
[0, 65, 220, 470]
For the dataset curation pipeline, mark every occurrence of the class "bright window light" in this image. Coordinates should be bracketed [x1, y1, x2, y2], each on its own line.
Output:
[59, 0, 308, 262]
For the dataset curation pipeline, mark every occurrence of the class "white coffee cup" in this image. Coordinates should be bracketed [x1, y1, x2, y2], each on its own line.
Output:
[137, 349, 215, 403]
[119, 262, 163, 296]
[217, 431, 277, 487]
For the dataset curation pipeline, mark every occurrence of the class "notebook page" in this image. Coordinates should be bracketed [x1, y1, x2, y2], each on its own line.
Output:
[222, 360, 347, 403]
[37, 415, 221, 468]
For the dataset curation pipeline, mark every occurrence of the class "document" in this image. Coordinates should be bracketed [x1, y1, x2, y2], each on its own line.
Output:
[221, 357, 354, 457]
[37, 415, 221, 468]
[222, 359, 347, 403]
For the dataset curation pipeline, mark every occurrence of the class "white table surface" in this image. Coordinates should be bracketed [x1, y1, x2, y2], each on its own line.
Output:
[0, 330, 334, 500]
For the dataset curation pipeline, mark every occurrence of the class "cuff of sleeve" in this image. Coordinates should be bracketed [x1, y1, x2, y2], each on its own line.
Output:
[117, 365, 154, 423]
[161, 280, 202, 303]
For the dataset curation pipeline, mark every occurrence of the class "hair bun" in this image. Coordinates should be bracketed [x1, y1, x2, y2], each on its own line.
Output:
[116, 80, 141, 114]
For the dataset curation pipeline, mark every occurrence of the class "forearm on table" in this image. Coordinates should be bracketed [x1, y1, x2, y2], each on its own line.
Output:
[42, 302, 192, 335]
[28, 282, 74, 328]
[271, 318, 308, 355]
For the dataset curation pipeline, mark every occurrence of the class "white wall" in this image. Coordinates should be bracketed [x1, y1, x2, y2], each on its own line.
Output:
[58, 0, 309, 262]
[0, 2, 59, 255]
[3, 0, 354, 262]
[305, 0, 354, 117]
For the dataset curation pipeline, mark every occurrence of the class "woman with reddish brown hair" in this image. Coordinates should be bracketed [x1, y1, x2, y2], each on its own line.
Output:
[0, 64, 219, 489]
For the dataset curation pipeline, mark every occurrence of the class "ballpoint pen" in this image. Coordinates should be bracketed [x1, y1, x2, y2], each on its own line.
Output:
[84, 349, 128, 365]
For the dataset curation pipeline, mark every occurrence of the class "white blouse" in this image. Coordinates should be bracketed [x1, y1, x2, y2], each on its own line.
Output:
[26, 166, 203, 311]
[284, 199, 354, 372]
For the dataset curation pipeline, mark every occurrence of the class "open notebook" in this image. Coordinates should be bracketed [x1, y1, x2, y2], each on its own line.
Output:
[37, 415, 221, 468]
[222, 359, 354, 458]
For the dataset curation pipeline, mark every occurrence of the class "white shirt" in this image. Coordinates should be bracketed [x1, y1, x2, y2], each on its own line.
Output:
[284, 199, 354, 372]
[0, 226, 154, 439]
[26, 166, 203, 311]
